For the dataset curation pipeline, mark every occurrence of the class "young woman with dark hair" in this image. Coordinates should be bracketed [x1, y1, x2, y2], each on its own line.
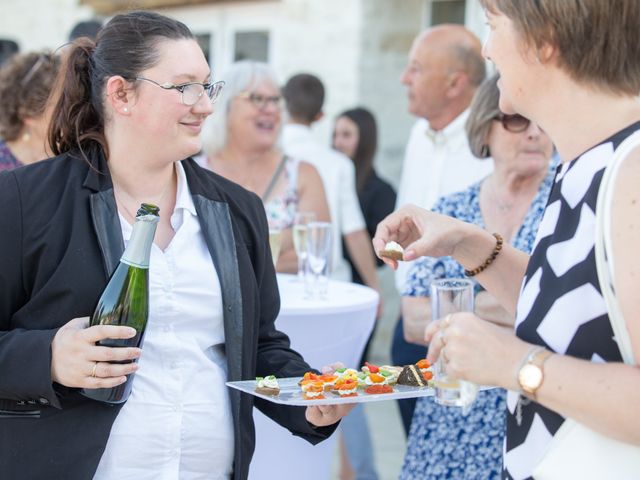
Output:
[0, 11, 347, 480]
[333, 107, 396, 283]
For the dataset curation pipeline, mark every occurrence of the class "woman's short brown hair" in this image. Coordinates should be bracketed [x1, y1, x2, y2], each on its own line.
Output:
[0, 52, 59, 141]
[466, 74, 501, 159]
[480, 0, 640, 96]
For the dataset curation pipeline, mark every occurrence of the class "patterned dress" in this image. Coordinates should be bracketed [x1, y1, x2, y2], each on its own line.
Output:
[502, 125, 638, 479]
[0, 141, 22, 172]
[263, 156, 300, 230]
[197, 153, 301, 231]
[400, 163, 555, 480]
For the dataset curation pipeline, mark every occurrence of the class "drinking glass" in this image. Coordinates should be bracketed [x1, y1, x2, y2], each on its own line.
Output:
[268, 228, 282, 269]
[305, 221, 332, 299]
[430, 278, 477, 411]
[293, 212, 316, 280]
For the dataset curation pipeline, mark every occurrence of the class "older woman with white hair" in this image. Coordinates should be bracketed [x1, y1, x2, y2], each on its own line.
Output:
[203, 61, 329, 273]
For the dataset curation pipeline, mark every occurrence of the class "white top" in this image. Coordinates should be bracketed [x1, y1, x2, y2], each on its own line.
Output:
[94, 162, 234, 480]
[282, 124, 366, 282]
[394, 112, 493, 290]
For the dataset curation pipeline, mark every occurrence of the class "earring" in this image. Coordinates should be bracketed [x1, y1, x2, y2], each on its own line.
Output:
[22, 131, 31, 142]
[123, 107, 129, 113]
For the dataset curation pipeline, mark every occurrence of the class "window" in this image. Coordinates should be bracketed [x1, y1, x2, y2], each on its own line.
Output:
[0, 39, 19, 66]
[195, 33, 212, 65]
[428, 0, 466, 26]
[234, 31, 269, 62]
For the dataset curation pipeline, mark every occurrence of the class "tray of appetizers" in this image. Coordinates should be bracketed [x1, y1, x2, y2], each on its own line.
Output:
[226, 361, 441, 406]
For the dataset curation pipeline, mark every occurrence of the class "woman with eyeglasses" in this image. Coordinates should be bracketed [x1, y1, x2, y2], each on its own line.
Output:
[376, 1, 640, 478]
[0, 51, 59, 171]
[203, 61, 330, 273]
[398, 74, 555, 480]
[0, 12, 349, 480]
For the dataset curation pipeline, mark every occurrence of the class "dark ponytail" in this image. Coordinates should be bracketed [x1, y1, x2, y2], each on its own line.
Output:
[49, 38, 105, 161]
[48, 11, 194, 164]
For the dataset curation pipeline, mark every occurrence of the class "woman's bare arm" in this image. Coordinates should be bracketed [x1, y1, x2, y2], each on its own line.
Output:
[373, 206, 529, 315]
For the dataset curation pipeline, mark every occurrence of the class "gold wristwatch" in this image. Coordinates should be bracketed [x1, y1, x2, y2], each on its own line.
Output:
[517, 346, 553, 400]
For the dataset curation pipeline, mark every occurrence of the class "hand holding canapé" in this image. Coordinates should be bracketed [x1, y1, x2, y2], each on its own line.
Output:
[372, 204, 479, 269]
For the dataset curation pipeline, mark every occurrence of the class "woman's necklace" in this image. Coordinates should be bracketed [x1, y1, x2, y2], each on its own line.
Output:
[114, 178, 174, 222]
[489, 180, 515, 213]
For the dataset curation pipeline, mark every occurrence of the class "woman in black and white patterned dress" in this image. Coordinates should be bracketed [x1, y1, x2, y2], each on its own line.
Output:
[373, 1, 640, 479]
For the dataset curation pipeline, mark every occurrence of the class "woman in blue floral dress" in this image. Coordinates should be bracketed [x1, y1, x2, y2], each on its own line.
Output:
[399, 75, 556, 479]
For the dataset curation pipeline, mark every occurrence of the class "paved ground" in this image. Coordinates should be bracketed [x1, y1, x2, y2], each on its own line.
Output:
[330, 268, 408, 480]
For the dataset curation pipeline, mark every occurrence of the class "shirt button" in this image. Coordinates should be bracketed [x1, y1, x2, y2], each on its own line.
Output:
[38, 398, 49, 405]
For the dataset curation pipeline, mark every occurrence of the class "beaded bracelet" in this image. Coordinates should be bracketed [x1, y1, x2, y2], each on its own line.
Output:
[464, 232, 503, 277]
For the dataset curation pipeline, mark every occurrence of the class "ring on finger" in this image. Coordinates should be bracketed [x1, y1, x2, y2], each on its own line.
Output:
[90, 361, 98, 378]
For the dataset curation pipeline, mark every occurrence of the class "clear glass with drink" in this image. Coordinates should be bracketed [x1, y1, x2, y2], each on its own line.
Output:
[430, 278, 478, 411]
[293, 212, 315, 280]
[305, 221, 332, 299]
[268, 228, 282, 269]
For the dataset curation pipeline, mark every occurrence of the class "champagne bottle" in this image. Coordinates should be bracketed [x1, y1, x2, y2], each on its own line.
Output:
[81, 203, 160, 404]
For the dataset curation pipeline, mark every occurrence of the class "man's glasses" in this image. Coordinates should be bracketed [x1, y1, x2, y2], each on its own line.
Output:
[134, 77, 225, 106]
[494, 113, 531, 133]
[238, 91, 283, 110]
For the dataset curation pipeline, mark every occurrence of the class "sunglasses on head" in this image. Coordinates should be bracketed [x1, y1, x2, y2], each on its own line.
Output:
[493, 113, 531, 133]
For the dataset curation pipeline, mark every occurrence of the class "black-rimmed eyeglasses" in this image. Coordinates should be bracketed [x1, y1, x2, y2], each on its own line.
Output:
[134, 76, 225, 106]
[493, 113, 532, 133]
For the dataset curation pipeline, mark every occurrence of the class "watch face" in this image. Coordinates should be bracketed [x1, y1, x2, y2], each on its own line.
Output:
[519, 364, 543, 391]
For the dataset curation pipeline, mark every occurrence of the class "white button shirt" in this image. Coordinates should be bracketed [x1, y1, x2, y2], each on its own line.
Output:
[94, 162, 234, 480]
[282, 123, 366, 282]
[394, 112, 493, 290]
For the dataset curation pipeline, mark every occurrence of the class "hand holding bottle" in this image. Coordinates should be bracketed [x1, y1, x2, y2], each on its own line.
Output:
[51, 316, 142, 389]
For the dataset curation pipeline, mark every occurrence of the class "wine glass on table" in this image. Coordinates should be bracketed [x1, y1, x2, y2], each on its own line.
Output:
[293, 211, 316, 280]
[305, 221, 332, 300]
[268, 227, 282, 269]
[430, 278, 478, 413]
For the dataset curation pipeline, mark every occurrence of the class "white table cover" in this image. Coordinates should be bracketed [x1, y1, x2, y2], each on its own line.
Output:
[248, 274, 378, 480]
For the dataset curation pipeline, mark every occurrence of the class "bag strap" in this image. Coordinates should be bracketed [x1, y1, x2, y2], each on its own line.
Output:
[261, 156, 288, 202]
[594, 130, 640, 365]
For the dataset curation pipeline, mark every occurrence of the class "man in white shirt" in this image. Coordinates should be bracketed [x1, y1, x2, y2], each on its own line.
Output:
[281, 74, 380, 294]
[392, 24, 491, 435]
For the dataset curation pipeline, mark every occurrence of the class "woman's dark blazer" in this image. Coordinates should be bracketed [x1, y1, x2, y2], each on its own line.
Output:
[0, 151, 334, 480]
